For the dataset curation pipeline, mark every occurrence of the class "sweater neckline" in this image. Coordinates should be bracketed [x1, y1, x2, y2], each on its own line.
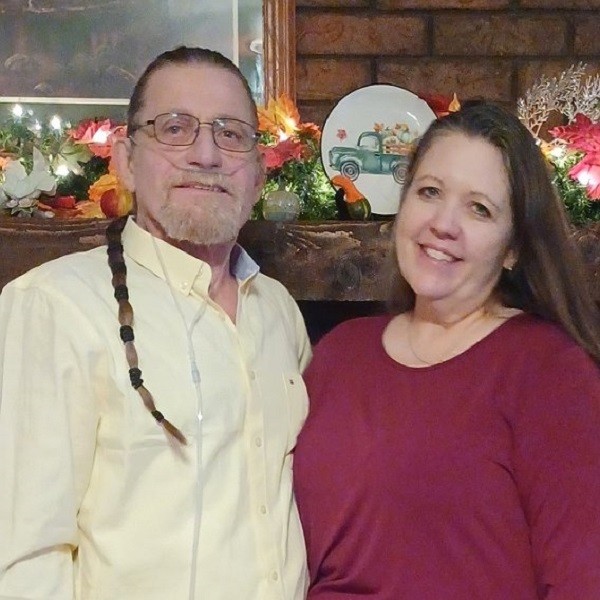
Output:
[378, 311, 532, 372]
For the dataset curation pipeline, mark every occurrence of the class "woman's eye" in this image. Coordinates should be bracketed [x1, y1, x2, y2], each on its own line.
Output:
[472, 202, 492, 218]
[417, 186, 439, 199]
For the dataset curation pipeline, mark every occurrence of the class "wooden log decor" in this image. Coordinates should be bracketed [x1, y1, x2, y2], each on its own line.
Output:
[572, 222, 600, 304]
[0, 218, 395, 301]
[238, 220, 393, 301]
[0, 218, 599, 306]
[0, 218, 110, 291]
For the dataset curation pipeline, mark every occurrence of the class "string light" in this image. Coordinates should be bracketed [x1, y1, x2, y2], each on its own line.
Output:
[91, 128, 110, 144]
[50, 115, 62, 131]
[55, 164, 70, 177]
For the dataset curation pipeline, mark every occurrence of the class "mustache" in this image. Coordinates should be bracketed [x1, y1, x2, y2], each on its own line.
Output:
[133, 141, 260, 185]
[168, 170, 232, 193]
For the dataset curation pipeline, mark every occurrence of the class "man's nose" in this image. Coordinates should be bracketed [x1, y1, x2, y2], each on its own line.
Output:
[184, 124, 223, 168]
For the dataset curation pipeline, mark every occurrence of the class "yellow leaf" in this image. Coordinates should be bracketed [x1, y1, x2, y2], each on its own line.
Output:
[258, 94, 300, 137]
[449, 93, 461, 112]
[74, 201, 106, 219]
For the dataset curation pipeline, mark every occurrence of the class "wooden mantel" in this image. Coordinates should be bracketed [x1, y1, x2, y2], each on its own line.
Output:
[239, 220, 393, 301]
[1, 218, 598, 306]
[0, 219, 394, 301]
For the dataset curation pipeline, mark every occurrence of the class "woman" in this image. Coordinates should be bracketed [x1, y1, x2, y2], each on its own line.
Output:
[293, 101, 600, 599]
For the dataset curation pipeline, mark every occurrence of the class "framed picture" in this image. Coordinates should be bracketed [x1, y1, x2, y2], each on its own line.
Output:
[0, 0, 273, 120]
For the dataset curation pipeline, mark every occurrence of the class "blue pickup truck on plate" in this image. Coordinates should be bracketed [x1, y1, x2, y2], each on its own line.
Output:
[329, 130, 412, 185]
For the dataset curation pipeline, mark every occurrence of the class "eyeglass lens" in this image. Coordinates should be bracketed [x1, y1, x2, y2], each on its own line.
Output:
[153, 113, 257, 151]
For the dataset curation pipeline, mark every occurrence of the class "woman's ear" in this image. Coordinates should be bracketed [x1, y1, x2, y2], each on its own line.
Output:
[503, 249, 518, 271]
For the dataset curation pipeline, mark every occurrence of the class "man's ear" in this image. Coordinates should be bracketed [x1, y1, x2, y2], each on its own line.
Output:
[257, 148, 266, 187]
[252, 149, 267, 206]
[113, 137, 135, 193]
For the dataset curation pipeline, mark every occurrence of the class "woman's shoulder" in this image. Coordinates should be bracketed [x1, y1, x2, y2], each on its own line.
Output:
[490, 312, 598, 374]
[495, 312, 584, 350]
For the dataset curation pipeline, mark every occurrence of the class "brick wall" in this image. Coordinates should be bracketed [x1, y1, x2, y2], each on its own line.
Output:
[295, 0, 600, 125]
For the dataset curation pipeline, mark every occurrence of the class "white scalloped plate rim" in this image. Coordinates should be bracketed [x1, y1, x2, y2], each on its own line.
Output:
[320, 84, 436, 215]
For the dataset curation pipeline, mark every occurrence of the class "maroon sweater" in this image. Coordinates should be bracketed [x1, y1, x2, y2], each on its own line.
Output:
[293, 314, 600, 599]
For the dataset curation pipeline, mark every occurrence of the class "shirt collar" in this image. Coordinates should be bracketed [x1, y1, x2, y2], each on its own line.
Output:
[121, 217, 260, 297]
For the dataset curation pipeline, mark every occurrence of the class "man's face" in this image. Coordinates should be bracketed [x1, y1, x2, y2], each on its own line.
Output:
[115, 63, 265, 245]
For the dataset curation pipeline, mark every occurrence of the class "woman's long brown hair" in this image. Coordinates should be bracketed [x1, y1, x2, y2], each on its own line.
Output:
[387, 101, 600, 364]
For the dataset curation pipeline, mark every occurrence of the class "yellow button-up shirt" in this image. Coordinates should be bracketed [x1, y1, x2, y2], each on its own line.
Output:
[0, 218, 311, 600]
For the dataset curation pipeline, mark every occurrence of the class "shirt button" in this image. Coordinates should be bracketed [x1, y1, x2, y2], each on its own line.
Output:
[260, 504, 267, 515]
[255, 437, 263, 447]
[271, 571, 279, 581]
[249, 370, 256, 380]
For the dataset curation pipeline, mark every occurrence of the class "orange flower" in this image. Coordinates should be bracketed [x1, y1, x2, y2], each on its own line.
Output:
[298, 121, 321, 142]
[0, 156, 12, 171]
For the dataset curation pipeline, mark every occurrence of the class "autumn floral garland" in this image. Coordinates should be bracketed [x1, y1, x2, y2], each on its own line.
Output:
[0, 96, 338, 221]
[518, 63, 600, 224]
[0, 113, 131, 219]
[256, 94, 336, 220]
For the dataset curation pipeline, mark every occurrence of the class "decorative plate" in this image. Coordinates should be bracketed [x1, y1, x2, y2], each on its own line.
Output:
[320, 84, 436, 215]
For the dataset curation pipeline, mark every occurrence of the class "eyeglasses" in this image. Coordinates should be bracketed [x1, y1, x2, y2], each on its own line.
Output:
[130, 112, 259, 152]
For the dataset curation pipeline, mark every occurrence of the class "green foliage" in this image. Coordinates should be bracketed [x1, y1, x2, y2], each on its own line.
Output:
[0, 111, 95, 178]
[254, 134, 337, 221]
[552, 154, 600, 225]
[1, 114, 63, 169]
[56, 155, 109, 200]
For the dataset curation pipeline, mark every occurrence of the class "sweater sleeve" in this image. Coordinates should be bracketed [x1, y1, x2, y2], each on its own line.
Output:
[0, 281, 101, 600]
[512, 340, 600, 599]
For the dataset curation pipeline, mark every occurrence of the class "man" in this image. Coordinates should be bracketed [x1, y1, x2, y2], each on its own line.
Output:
[0, 47, 310, 600]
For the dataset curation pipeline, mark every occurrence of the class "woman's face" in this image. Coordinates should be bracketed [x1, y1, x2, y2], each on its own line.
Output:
[395, 131, 516, 316]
